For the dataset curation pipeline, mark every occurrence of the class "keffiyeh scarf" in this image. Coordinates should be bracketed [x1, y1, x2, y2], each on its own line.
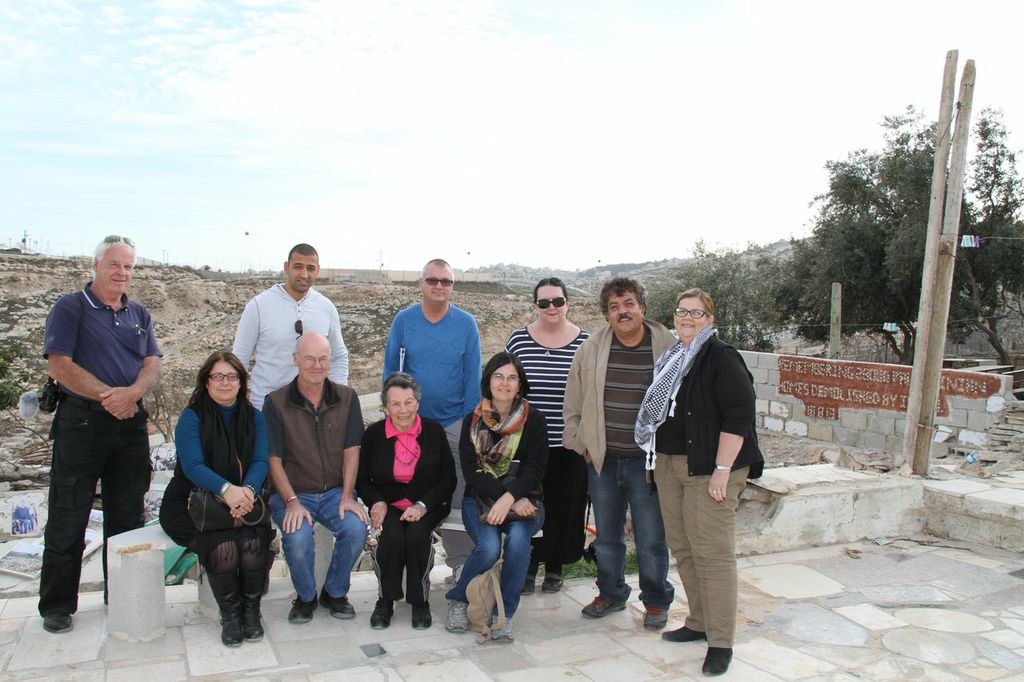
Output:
[634, 324, 718, 471]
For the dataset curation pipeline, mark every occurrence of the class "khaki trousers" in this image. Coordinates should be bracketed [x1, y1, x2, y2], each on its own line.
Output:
[654, 454, 748, 647]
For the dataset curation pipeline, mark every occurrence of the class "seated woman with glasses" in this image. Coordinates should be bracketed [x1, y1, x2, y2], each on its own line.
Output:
[357, 372, 456, 630]
[444, 351, 548, 643]
[160, 351, 273, 647]
[505, 277, 590, 594]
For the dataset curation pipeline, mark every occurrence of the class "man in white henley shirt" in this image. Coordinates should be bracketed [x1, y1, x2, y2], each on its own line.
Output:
[233, 243, 349, 409]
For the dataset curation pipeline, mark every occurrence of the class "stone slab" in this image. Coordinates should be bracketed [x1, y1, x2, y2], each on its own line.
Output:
[734, 637, 835, 677]
[835, 603, 906, 630]
[882, 628, 976, 664]
[741, 563, 844, 599]
[765, 602, 869, 646]
[5, 610, 106, 671]
[894, 608, 994, 633]
[182, 619, 279, 675]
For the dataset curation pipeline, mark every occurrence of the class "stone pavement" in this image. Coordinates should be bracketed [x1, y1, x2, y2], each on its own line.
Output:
[1, 537, 1024, 680]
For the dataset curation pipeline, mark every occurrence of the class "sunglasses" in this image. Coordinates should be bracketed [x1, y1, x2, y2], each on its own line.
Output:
[103, 234, 136, 247]
[536, 297, 567, 309]
[423, 277, 454, 288]
[295, 320, 303, 336]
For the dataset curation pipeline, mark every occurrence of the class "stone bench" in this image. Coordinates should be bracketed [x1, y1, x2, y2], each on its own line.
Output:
[107, 522, 362, 640]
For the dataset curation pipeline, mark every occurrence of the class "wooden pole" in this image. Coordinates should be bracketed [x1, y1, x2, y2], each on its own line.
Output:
[829, 282, 842, 359]
[910, 60, 976, 476]
[899, 50, 959, 472]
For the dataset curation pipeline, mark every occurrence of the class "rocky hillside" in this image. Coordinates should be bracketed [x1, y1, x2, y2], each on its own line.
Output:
[0, 253, 609, 453]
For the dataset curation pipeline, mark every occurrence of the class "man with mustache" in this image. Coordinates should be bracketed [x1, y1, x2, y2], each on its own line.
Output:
[563, 277, 675, 630]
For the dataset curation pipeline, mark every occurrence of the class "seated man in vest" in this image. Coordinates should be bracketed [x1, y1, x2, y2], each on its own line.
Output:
[263, 332, 369, 622]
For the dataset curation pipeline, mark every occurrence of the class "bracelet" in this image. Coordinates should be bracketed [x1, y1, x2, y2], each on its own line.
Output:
[715, 464, 731, 471]
[219, 481, 231, 495]
[244, 484, 257, 495]
[415, 501, 427, 511]
[285, 495, 298, 505]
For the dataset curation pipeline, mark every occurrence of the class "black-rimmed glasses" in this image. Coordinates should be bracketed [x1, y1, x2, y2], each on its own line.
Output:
[423, 277, 454, 288]
[674, 308, 708, 319]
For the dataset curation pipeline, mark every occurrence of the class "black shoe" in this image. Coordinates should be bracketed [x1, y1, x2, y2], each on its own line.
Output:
[241, 593, 264, 641]
[411, 602, 432, 629]
[319, 587, 356, 619]
[42, 614, 73, 634]
[662, 625, 707, 643]
[702, 647, 733, 676]
[521, 574, 537, 595]
[220, 614, 243, 647]
[370, 599, 393, 629]
[288, 595, 318, 623]
[541, 574, 564, 593]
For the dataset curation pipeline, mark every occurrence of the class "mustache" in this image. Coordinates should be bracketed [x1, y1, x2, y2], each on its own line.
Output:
[616, 314, 633, 322]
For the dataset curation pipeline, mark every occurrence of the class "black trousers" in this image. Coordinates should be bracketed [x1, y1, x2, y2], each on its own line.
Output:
[38, 399, 150, 617]
[371, 505, 447, 605]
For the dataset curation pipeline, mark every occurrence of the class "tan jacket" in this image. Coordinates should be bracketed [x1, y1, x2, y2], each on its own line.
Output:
[562, 321, 677, 474]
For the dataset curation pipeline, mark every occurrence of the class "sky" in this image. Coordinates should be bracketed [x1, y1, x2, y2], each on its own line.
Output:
[1, 0, 1022, 273]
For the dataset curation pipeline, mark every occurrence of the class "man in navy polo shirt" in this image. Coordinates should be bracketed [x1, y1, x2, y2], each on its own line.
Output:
[38, 235, 162, 634]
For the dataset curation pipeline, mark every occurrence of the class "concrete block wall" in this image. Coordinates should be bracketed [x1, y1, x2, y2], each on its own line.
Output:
[740, 351, 1013, 456]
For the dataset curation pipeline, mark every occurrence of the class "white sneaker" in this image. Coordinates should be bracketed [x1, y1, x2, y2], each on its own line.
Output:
[490, 620, 514, 642]
[446, 599, 468, 632]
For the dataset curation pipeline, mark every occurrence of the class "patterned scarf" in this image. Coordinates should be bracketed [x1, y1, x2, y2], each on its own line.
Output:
[634, 324, 718, 471]
[385, 413, 422, 466]
[470, 396, 530, 478]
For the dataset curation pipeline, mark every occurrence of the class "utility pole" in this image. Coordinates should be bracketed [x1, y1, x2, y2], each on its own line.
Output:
[901, 51, 976, 476]
[829, 282, 842, 359]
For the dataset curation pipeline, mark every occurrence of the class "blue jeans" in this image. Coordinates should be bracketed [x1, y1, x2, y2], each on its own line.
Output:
[445, 496, 544, 619]
[588, 457, 673, 608]
[269, 488, 369, 602]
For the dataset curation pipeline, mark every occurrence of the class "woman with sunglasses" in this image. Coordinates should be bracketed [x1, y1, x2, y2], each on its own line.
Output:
[159, 351, 273, 647]
[634, 289, 763, 677]
[505, 277, 589, 594]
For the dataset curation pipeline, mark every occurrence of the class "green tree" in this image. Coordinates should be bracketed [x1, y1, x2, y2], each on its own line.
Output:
[950, 109, 1024, 364]
[649, 242, 784, 351]
[779, 107, 1024, 364]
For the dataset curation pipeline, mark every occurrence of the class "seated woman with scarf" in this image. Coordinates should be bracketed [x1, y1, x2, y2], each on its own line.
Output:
[444, 351, 548, 643]
[160, 351, 272, 647]
[634, 289, 763, 677]
[358, 372, 456, 630]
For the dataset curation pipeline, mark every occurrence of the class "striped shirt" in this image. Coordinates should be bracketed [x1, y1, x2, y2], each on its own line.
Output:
[506, 326, 590, 446]
[603, 327, 654, 459]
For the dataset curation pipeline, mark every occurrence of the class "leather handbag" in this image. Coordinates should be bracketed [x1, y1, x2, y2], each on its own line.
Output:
[188, 488, 267, 532]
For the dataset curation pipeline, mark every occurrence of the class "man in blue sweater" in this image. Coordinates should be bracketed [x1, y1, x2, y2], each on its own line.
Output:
[383, 258, 481, 572]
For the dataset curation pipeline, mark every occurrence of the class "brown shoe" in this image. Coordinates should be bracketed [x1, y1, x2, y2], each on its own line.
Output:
[581, 595, 626, 618]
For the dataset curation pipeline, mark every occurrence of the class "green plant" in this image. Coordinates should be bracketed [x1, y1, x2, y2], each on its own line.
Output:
[0, 339, 30, 409]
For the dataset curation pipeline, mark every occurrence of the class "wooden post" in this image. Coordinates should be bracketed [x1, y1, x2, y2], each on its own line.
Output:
[899, 50, 959, 472]
[829, 282, 842, 359]
[910, 60, 976, 476]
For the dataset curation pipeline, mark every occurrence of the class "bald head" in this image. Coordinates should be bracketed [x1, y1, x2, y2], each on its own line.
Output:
[294, 332, 331, 388]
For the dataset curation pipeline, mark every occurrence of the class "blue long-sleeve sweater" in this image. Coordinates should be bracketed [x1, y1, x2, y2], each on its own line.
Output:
[174, 403, 269, 493]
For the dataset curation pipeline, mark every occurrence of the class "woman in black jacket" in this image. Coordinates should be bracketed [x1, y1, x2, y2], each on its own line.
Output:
[358, 372, 456, 630]
[635, 289, 763, 677]
[444, 351, 548, 643]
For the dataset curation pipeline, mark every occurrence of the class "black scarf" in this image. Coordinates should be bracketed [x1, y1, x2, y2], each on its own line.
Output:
[191, 392, 256, 484]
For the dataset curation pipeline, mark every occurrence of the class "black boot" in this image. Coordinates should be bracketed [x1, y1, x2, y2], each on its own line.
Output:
[207, 571, 244, 647]
[241, 593, 264, 641]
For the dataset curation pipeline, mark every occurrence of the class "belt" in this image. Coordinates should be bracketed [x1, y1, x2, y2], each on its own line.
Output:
[61, 394, 107, 411]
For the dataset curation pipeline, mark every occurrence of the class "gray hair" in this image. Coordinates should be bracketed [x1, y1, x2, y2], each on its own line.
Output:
[381, 371, 421, 406]
[419, 258, 453, 280]
[95, 235, 136, 263]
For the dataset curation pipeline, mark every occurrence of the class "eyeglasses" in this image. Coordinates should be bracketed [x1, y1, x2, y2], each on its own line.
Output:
[536, 297, 566, 309]
[492, 372, 520, 384]
[300, 355, 329, 366]
[674, 308, 709, 319]
[209, 372, 240, 383]
[294, 320, 303, 337]
[423, 277, 454, 288]
[103, 235, 136, 247]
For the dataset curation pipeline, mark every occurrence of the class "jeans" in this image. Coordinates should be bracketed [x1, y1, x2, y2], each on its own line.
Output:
[445, 496, 544, 619]
[269, 487, 368, 602]
[39, 400, 150, 617]
[587, 457, 673, 608]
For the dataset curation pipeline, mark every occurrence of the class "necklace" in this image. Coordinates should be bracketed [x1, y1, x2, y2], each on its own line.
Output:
[394, 438, 419, 465]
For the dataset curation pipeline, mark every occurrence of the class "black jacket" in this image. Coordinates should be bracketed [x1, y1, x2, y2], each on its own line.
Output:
[356, 417, 456, 515]
[672, 337, 764, 478]
[459, 408, 549, 502]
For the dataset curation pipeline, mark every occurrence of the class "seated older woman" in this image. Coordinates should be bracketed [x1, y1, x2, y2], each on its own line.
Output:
[357, 372, 456, 630]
